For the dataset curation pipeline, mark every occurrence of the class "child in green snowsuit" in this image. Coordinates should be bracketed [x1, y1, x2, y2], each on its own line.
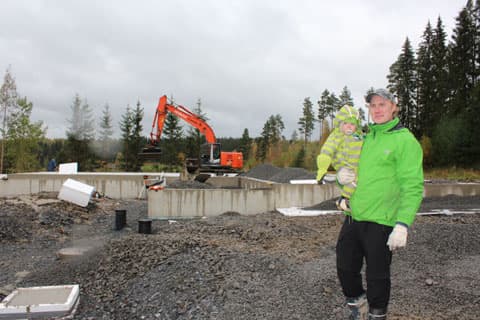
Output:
[316, 105, 363, 210]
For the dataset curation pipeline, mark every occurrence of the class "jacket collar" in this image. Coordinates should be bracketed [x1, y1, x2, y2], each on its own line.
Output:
[369, 117, 400, 134]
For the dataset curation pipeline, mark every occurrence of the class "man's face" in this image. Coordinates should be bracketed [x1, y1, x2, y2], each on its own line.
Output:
[368, 95, 396, 124]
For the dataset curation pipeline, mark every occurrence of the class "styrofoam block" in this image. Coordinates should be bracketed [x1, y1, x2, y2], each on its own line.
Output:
[289, 179, 318, 184]
[58, 178, 95, 207]
[58, 162, 78, 174]
[0, 284, 79, 319]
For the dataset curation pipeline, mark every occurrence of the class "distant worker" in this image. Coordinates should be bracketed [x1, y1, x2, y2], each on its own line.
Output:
[316, 104, 363, 211]
[47, 158, 57, 172]
[336, 88, 424, 320]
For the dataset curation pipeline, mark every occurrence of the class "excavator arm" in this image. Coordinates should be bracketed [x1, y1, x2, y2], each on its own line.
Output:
[149, 95, 217, 145]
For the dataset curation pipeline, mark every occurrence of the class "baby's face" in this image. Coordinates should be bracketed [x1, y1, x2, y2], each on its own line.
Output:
[341, 122, 356, 135]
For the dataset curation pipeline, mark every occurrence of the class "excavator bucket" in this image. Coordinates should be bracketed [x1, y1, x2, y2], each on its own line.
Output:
[138, 146, 162, 160]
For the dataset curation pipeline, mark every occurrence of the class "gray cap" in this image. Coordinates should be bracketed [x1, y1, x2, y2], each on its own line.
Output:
[366, 88, 396, 103]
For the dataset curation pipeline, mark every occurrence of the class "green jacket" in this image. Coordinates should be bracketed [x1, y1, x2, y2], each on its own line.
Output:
[350, 118, 424, 227]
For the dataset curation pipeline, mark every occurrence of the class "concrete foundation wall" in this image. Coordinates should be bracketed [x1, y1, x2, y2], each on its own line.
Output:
[147, 181, 340, 219]
[0, 172, 179, 199]
[148, 187, 277, 218]
[423, 183, 480, 197]
[1, 173, 480, 219]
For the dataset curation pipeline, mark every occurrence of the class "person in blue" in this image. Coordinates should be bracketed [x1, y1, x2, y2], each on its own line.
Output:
[47, 158, 57, 171]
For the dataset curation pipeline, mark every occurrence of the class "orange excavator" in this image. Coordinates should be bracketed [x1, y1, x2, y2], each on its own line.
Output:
[139, 95, 243, 175]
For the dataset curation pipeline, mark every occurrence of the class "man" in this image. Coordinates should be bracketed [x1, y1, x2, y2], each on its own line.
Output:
[336, 88, 424, 320]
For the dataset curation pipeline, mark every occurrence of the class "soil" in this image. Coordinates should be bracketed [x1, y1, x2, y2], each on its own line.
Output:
[1, 172, 480, 319]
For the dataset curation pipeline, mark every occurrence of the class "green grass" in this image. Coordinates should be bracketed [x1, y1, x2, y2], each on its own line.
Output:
[424, 167, 480, 181]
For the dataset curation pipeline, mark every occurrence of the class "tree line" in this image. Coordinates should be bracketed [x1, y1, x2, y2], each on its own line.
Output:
[1, 1, 478, 173]
[387, 0, 480, 166]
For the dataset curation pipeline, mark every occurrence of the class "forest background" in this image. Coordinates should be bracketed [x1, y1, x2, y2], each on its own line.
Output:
[1, 1, 479, 177]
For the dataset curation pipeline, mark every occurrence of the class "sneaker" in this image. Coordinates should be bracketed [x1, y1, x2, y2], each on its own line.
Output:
[346, 294, 368, 320]
[368, 307, 387, 319]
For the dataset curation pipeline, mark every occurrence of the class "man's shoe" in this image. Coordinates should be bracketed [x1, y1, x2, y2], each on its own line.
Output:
[368, 307, 387, 319]
[346, 294, 368, 320]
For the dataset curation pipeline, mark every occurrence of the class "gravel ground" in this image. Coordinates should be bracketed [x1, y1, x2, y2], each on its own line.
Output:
[1, 175, 480, 319]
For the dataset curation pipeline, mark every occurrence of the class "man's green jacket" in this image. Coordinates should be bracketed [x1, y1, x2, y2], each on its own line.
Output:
[350, 117, 424, 227]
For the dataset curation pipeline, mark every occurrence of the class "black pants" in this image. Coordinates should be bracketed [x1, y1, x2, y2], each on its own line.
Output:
[336, 216, 393, 309]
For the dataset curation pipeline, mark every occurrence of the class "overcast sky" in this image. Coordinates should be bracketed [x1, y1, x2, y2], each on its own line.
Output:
[0, 0, 469, 139]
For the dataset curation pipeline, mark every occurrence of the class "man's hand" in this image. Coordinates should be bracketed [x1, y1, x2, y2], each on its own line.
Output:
[387, 224, 408, 251]
[337, 167, 356, 185]
[335, 196, 351, 212]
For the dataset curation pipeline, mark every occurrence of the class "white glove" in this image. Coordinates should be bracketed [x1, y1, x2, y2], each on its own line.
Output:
[387, 224, 408, 251]
[335, 196, 351, 212]
[337, 167, 356, 185]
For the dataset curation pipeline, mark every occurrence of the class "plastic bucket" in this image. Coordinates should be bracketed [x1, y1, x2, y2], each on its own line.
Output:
[138, 218, 152, 234]
[114, 210, 127, 230]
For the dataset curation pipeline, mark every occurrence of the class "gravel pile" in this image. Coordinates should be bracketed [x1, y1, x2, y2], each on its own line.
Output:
[243, 164, 315, 183]
[166, 180, 216, 189]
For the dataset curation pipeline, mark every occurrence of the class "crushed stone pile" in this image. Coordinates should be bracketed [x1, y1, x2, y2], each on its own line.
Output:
[166, 180, 216, 189]
[243, 164, 315, 183]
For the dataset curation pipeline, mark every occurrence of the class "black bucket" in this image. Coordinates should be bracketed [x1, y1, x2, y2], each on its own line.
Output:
[138, 218, 152, 234]
[114, 209, 127, 230]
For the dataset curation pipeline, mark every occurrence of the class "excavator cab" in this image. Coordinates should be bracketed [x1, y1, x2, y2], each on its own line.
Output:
[201, 143, 221, 164]
[138, 139, 162, 161]
[186, 143, 220, 174]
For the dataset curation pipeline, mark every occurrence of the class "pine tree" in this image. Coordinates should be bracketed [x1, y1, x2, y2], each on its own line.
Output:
[298, 97, 315, 146]
[239, 128, 252, 160]
[292, 146, 305, 167]
[338, 86, 354, 107]
[119, 105, 133, 170]
[162, 112, 184, 166]
[65, 94, 96, 170]
[99, 103, 114, 161]
[327, 92, 339, 129]
[6, 97, 46, 172]
[448, 1, 476, 116]
[0, 67, 19, 173]
[185, 98, 207, 158]
[431, 17, 449, 126]
[317, 90, 330, 140]
[256, 114, 284, 162]
[130, 100, 144, 171]
[416, 21, 435, 137]
[387, 37, 418, 135]
[119, 102, 144, 171]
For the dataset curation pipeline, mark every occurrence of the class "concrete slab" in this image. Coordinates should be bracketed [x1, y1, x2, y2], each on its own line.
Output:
[57, 247, 91, 260]
[0, 285, 79, 319]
